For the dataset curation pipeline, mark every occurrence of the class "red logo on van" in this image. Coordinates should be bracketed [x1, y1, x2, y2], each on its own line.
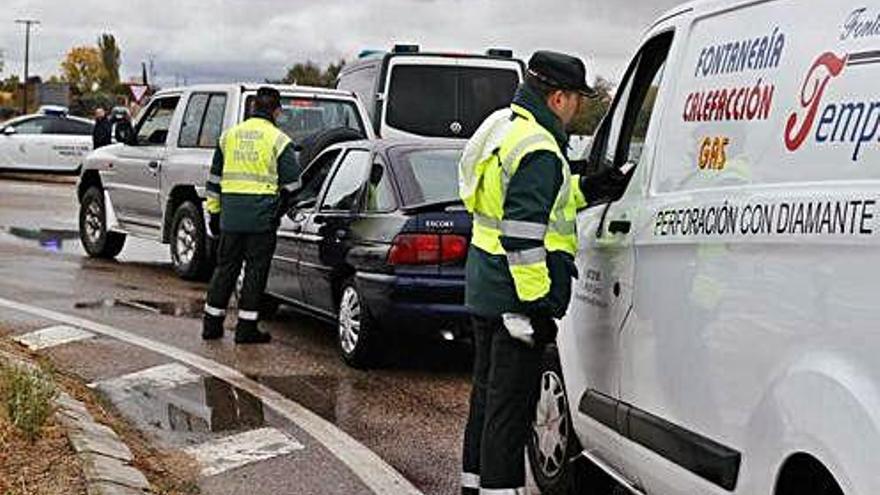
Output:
[784, 52, 848, 151]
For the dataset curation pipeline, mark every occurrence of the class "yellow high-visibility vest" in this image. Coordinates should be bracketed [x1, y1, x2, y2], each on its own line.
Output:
[206, 118, 291, 214]
[459, 104, 586, 302]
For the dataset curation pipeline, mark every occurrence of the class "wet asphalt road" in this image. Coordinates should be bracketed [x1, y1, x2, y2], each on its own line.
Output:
[0, 173, 483, 495]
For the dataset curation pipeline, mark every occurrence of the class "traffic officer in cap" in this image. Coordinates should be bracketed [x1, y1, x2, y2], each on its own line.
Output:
[202, 87, 300, 344]
[458, 51, 632, 494]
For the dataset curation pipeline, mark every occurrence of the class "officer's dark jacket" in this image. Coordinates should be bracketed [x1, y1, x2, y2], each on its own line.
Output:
[465, 84, 578, 319]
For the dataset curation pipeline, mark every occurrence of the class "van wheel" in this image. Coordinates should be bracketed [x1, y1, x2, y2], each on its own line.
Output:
[337, 279, 378, 369]
[79, 186, 126, 258]
[170, 201, 212, 280]
[528, 346, 618, 495]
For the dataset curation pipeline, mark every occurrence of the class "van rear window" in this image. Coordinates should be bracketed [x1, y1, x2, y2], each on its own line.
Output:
[458, 67, 519, 136]
[386, 65, 520, 138]
[386, 65, 459, 137]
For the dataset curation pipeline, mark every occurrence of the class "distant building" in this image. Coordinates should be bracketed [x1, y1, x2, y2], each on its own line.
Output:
[37, 82, 70, 107]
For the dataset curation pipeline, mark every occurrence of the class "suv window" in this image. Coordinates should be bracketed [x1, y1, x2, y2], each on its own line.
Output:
[587, 31, 673, 200]
[244, 95, 365, 142]
[12, 117, 52, 135]
[135, 96, 180, 146]
[47, 118, 93, 135]
[178, 94, 209, 147]
[178, 93, 226, 148]
[320, 149, 371, 211]
[386, 65, 458, 137]
[364, 156, 396, 212]
[458, 67, 519, 136]
[200, 95, 226, 147]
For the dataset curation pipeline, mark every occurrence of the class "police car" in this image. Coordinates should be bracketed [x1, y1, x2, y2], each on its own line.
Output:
[0, 106, 93, 172]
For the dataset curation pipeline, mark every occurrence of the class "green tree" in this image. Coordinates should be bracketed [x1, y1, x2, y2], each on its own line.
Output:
[97, 33, 121, 92]
[569, 76, 615, 136]
[61, 46, 105, 94]
[281, 60, 345, 88]
[323, 59, 345, 86]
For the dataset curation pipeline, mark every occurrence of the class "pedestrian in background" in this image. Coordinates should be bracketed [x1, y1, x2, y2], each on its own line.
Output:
[202, 87, 300, 344]
[458, 51, 631, 494]
[92, 107, 112, 149]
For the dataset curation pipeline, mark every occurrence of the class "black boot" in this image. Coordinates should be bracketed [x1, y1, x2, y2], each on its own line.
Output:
[234, 319, 271, 344]
[202, 314, 225, 340]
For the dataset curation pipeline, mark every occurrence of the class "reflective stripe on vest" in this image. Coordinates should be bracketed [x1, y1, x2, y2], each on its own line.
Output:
[463, 104, 580, 302]
[219, 118, 291, 196]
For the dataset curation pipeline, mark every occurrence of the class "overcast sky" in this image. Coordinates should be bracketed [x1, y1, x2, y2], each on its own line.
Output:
[0, 0, 685, 88]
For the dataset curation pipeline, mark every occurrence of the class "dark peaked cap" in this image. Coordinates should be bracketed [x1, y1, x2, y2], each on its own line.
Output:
[527, 50, 597, 98]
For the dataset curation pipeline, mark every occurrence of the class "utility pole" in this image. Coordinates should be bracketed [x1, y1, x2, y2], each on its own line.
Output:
[15, 18, 40, 115]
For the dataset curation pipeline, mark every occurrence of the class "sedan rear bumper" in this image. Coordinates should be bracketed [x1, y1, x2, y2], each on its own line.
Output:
[355, 272, 470, 337]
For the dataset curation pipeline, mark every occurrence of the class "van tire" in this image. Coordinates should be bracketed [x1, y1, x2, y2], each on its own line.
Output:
[170, 201, 213, 280]
[297, 127, 365, 167]
[79, 186, 126, 259]
[528, 345, 618, 495]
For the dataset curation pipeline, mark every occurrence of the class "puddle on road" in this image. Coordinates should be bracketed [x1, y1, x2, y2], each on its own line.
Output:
[75, 298, 205, 318]
[1, 225, 171, 264]
[4, 226, 79, 254]
[100, 375, 265, 438]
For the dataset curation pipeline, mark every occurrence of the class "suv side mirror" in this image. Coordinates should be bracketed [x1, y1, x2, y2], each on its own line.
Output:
[2, 126, 16, 136]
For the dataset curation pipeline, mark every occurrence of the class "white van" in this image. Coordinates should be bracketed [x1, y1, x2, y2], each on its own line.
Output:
[527, 1, 880, 495]
[336, 45, 524, 139]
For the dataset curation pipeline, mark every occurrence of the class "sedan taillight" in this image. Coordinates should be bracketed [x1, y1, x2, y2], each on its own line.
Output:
[388, 234, 468, 265]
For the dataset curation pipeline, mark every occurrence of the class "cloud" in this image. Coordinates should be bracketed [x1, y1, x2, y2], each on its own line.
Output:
[0, 0, 685, 87]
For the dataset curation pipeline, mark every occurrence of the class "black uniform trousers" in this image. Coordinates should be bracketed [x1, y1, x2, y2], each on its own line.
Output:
[206, 231, 277, 319]
[462, 315, 544, 492]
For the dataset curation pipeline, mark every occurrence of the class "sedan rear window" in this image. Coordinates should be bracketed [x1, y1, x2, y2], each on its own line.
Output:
[392, 148, 461, 206]
[245, 96, 365, 142]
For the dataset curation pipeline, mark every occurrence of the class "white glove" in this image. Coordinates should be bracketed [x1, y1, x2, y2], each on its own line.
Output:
[502, 313, 535, 346]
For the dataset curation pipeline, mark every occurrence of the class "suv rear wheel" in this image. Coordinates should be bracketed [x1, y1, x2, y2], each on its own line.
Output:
[170, 201, 213, 280]
[79, 186, 126, 259]
[528, 345, 618, 495]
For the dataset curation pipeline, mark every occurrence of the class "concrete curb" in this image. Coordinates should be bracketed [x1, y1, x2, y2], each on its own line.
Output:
[0, 350, 152, 494]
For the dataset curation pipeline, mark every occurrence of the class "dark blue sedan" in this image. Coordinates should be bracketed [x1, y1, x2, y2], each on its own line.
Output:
[266, 139, 470, 367]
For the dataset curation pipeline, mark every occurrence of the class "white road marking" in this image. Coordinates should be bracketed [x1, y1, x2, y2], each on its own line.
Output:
[90, 363, 200, 392]
[13, 325, 94, 350]
[0, 297, 423, 495]
[185, 427, 304, 477]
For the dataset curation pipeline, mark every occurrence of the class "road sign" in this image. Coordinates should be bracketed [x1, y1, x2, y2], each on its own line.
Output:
[130, 85, 149, 104]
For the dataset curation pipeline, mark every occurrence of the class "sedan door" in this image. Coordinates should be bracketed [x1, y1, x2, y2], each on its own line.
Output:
[45, 118, 93, 171]
[299, 148, 373, 313]
[0, 117, 52, 169]
[267, 148, 344, 307]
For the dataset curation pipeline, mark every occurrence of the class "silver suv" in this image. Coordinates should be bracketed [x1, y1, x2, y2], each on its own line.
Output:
[77, 83, 374, 279]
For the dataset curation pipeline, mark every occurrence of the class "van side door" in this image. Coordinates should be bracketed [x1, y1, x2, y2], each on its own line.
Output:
[560, 30, 674, 488]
